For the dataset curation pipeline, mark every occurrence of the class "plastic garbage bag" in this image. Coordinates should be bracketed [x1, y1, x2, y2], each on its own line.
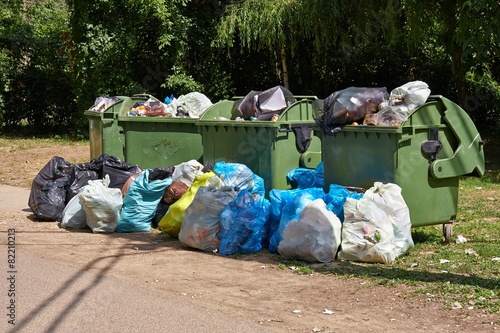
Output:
[151, 201, 170, 229]
[116, 169, 172, 232]
[362, 182, 414, 256]
[179, 185, 238, 251]
[338, 197, 398, 264]
[213, 161, 264, 194]
[172, 160, 205, 187]
[61, 186, 88, 229]
[158, 171, 218, 237]
[278, 199, 342, 263]
[235, 90, 261, 119]
[91, 96, 121, 112]
[170, 92, 212, 118]
[287, 162, 324, 189]
[390, 81, 431, 107]
[255, 86, 295, 120]
[78, 154, 143, 189]
[149, 166, 175, 182]
[79, 175, 122, 233]
[369, 81, 431, 127]
[268, 187, 326, 253]
[323, 184, 364, 221]
[313, 87, 388, 133]
[66, 170, 98, 202]
[162, 181, 189, 205]
[29, 156, 75, 221]
[218, 190, 271, 256]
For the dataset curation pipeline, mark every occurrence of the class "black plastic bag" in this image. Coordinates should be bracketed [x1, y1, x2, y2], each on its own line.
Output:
[236, 90, 261, 119]
[313, 87, 388, 134]
[151, 201, 170, 229]
[255, 86, 295, 120]
[78, 154, 143, 189]
[66, 170, 99, 202]
[28, 156, 75, 221]
[148, 166, 175, 182]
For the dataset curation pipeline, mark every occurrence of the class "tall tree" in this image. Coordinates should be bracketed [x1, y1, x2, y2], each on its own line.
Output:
[403, 0, 499, 124]
[67, 0, 192, 112]
[1, 0, 77, 134]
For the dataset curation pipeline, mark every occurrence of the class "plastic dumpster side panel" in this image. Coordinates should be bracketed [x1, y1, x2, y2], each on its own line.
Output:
[118, 116, 202, 169]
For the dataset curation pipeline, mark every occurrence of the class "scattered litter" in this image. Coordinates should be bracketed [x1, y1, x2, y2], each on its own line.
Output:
[440, 259, 450, 264]
[492, 257, 500, 261]
[390, 318, 396, 322]
[312, 328, 322, 333]
[487, 197, 495, 201]
[410, 263, 418, 268]
[260, 265, 267, 269]
[456, 235, 467, 244]
[464, 248, 478, 256]
[289, 266, 298, 271]
[322, 309, 334, 315]
[452, 301, 463, 310]
[441, 270, 449, 273]
[475, 187, 482, 190]
[292, 310, 302, 314]
[468, 306, 474, 310]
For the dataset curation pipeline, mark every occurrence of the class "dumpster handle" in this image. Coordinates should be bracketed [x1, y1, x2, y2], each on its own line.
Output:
[429, 96, 485, 179]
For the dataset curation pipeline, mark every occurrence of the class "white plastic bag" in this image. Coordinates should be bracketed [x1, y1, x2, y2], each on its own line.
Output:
[338, 197, 398, 264]
[172, 160, 205, 187]
[174, 92, 213, 118]
[178, 185, 237, 251]
[61, 186, 88, 229]
[390, 81, 430, 107]
[79, 175, 123, 233]
[278, 199, 342, 263]
[363, 182, 414, 256]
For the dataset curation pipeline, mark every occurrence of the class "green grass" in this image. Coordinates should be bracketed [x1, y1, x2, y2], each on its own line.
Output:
[273, 173, 500, 315]
[0, 134, 88, 152]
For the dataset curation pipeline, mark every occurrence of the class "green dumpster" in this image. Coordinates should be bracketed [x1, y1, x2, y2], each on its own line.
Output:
[85, 94, 159, 161]
[117, 102, 203, 169]
[197, 96, 322, 194]
[317, 95, 485, 242]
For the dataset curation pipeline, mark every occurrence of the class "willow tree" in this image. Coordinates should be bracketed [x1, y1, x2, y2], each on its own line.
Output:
[216, 0, 398, 90]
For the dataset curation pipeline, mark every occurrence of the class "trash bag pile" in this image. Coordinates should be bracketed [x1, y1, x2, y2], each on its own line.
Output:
[29, 154, 414, 265]
[314, 81, 431, 135]
[126, 92, 212, 118]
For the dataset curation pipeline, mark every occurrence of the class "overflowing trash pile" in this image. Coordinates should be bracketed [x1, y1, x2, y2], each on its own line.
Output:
[313, 81, 431, 134]
[90, 92, 213, 118]
[29, 154, 414, 264]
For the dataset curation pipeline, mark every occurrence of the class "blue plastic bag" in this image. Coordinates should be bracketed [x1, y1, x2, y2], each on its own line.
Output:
[266, 188, 303, 248]
[213, 161, 264, 194]
[323, 184, 364, 221]
[218, 190, 271, 256]
[268, 187, 326, 253]
[116, 170, 172, 232]
[286, 162, 324, 189]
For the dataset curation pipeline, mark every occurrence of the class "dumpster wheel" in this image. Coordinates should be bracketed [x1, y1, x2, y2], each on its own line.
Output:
[442, 222, 453, 244]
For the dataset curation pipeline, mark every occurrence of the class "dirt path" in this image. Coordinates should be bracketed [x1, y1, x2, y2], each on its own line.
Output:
[0, 143, 498, 332]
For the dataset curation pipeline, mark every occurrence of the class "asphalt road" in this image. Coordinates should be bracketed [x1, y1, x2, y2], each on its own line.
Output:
[0, 185, 274, 333]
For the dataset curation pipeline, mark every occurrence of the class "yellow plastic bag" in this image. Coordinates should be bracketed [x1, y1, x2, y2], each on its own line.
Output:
[158, 171, 216, 237]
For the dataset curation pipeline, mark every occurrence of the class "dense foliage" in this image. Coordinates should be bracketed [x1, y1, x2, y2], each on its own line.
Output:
[0, 0, 498, 136]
